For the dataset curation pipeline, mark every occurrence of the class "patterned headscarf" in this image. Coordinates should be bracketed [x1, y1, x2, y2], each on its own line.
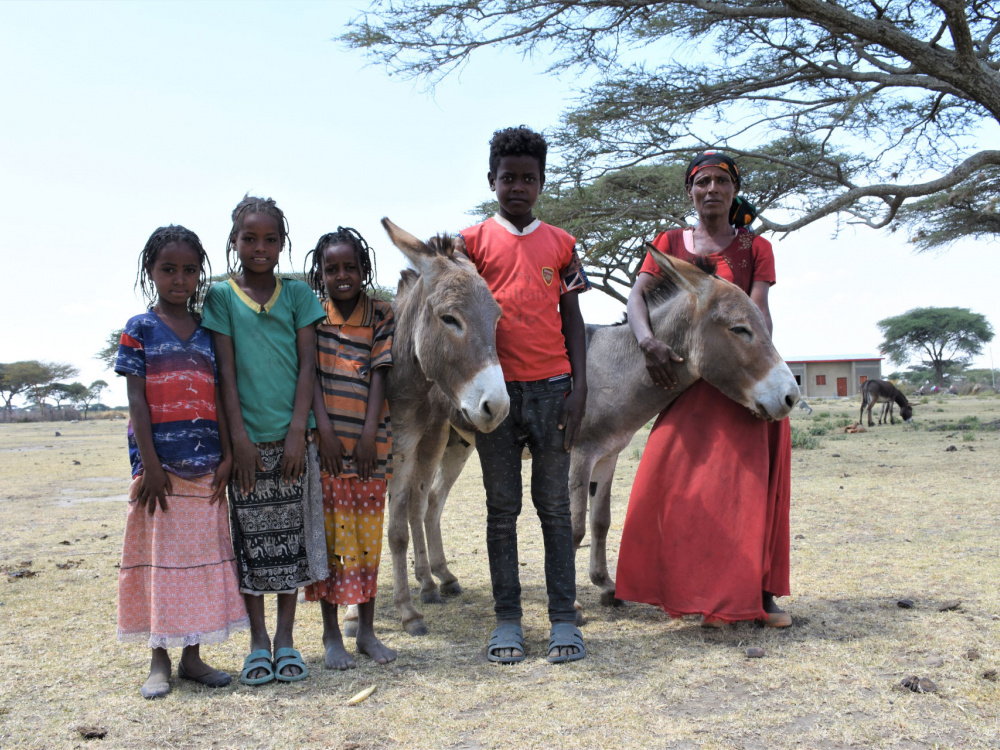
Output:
[685, 151, 741, 189]
[684, 151, 758, 227]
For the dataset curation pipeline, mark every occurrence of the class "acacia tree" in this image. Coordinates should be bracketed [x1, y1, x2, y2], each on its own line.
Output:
[0, 361, 48, 419]
[877, 307, 994, 386]
[345, 1, 1000, 250]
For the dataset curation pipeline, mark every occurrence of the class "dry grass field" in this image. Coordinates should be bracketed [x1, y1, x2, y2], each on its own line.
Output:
[1, 395, 998, 749]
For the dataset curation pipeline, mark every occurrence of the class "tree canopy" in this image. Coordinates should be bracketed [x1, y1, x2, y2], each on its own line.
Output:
[0, 361, 79, 418]
[344, 0, 1000, 250]
[877, 306, 995, 386]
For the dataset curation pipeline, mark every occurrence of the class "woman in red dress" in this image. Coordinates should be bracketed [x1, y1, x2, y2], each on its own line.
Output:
[616, 151, 792, 627]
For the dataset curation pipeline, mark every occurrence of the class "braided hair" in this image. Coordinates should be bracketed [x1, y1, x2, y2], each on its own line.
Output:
[135, 225, 211, 315]
[225, 194, 292, 274]
[304, 227, 377, 298]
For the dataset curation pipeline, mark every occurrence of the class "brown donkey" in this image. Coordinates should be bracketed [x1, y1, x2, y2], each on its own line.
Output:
[860, 379, 914, 426]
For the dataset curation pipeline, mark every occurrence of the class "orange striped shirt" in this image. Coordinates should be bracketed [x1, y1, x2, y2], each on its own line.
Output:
[315, 295, 394, 480]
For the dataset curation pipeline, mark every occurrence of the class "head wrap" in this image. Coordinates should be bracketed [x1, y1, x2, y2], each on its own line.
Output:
[684, 151, 758, 227]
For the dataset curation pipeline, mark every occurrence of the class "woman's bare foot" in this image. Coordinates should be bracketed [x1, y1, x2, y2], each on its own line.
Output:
[356, 630, 397, 664]
[142, 648, 171, 699]
[762, 592, 792, 628]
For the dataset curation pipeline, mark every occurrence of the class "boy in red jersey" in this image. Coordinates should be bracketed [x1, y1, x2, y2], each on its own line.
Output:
[460, 126, 590, 663]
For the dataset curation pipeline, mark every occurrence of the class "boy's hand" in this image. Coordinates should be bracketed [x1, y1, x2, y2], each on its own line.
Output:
[317, 427, 346, 477]
[559, 386, 587, 451]
[233, 435, 263, 495]
[281, 433, 307, 483]
[137, 464, 172, 515]
[355, 433, 378, 482]
[210, 454, 232, 504]
[640, 337, 684, 389]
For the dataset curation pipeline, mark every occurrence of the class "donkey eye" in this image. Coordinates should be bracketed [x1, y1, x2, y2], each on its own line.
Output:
[730, 325, 752, 339]
[441, 314, 462, 329]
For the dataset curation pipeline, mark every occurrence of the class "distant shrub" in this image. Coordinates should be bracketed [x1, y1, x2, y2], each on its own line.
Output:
[791, 426, 819, 449]
[963, 431, 976, 442]
[808, 424, 830, 436]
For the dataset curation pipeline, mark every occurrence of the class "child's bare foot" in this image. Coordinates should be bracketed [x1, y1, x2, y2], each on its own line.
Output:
[142, 648, 171, 699]
[324, 637, 357, 670]
[178, 646, 231, 688]
[356, 631, 396, 664]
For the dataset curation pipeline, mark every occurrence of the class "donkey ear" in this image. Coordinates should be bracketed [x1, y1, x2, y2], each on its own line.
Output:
[646, 244, 713, 300]
[382, 217, 436, 276]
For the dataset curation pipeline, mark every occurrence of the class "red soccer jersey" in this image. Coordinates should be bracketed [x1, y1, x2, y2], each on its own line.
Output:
[462, 216, 590, 382]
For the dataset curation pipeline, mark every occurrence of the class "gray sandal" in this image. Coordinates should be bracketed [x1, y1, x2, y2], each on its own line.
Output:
[547, 622, 585, 663]
[487, 624, 525, 664]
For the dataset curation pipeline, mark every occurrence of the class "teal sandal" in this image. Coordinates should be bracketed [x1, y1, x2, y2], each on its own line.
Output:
[240, 649, 275, 686]
[273, 647, 309, 682]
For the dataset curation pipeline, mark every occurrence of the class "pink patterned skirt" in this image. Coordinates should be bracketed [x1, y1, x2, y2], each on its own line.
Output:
[117, 474, 249, 648]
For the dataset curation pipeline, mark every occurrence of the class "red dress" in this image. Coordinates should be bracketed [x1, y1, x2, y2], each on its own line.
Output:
[615, 229, 791, 622]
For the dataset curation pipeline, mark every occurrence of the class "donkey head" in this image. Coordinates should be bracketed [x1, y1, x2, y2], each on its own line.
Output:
[382, 218, 509, 433]
[647, 248, 799, 420]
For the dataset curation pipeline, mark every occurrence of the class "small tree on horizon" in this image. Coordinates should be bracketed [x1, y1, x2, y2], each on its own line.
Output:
[878, 307, 994, 387]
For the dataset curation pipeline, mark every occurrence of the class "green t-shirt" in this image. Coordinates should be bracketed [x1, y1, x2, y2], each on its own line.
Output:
[201, 277, 326, 443]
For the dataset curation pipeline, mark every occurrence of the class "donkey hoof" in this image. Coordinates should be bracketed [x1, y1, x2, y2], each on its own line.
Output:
[439, 580, 463, 597]
[421, 589, 443, 604]
[404, 619, 429, 637]
[600, 591, 624, 608]
[574, 608, 586, 627]
[343, 620, 359, 638]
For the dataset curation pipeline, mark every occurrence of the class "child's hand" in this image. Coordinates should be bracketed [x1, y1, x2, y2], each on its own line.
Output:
[356, 433, 378, 482]
[233, 436, 263, 495]
[558, 386, 588, 451]
[317, 428, 346, 477]
[281, 434, 307, 483]
[210, 454, 232, 504]
[137, 464, 172, 515]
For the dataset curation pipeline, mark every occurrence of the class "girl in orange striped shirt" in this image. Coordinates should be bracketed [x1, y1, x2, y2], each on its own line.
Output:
[304, 227, 396, 669]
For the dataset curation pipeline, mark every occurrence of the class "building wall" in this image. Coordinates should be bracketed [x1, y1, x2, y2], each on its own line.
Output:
[787, 360, 883, 398]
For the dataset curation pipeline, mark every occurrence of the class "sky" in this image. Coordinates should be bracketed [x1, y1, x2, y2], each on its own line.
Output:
[2, 1, 997, 407]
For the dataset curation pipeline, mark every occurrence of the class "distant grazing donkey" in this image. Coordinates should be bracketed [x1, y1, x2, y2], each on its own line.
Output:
[860, 379, 914, 426]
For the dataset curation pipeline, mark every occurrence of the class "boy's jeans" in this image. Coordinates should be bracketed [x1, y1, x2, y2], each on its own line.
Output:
[475, 376, 577, 624]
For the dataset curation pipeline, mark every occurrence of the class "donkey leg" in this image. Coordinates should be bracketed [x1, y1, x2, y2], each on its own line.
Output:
[426, 440, 475, 597]
[343, 604, 359, 638]
[386, 480, 428, 636]
[567, 452, 594, 623]
[410, 493, 441, 605]
[408, 435, 451, 606]
[588, 455, 622, 607]
[568, 451, 593, 553]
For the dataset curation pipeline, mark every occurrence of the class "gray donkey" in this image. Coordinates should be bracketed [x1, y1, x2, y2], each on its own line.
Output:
[350, 245, 799, 635]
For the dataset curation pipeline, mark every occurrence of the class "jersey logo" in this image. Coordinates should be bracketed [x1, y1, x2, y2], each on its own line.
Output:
[541, 267, 555, 286]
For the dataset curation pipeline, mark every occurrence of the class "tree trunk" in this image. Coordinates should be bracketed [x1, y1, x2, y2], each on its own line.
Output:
[934, 360, 946, 387]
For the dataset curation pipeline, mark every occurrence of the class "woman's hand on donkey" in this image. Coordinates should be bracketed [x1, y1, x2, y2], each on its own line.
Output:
[640, 337, 684, 389]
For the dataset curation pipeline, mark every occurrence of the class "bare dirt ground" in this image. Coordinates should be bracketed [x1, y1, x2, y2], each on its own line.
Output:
[1, 395, 998, 749]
